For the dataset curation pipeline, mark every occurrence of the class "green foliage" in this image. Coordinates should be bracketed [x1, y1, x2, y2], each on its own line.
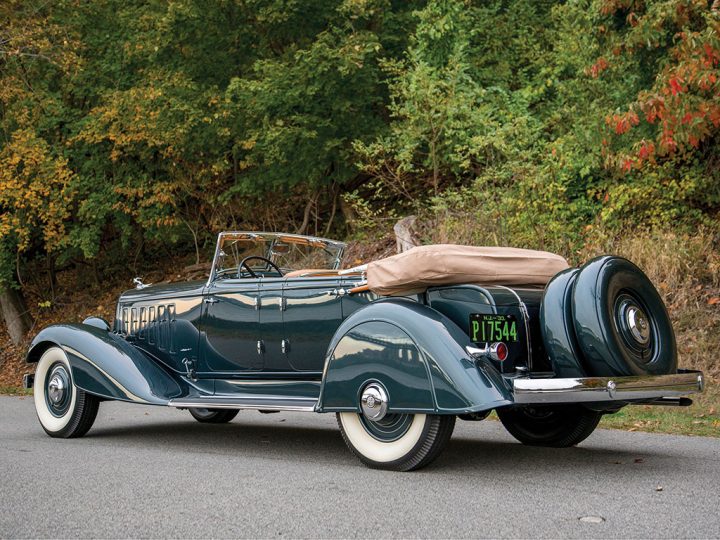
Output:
[0, 0, 718, 293]
[225, 22, 385, 195]
[355, 1, 517, 196]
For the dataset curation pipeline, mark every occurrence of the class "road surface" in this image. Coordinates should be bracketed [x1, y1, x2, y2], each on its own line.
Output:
[1, 396, 718, 538]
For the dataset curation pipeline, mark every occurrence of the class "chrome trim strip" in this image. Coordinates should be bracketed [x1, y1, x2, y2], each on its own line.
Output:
[205, 394, 313, 401]
[221, 379, 320, 386]
[338, 264, 367, 275]
[168, 399, 317, 412]
[512, 370, 704, 404]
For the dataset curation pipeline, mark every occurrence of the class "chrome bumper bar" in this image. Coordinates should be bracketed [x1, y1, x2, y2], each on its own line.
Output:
[511, 369, 704, 405]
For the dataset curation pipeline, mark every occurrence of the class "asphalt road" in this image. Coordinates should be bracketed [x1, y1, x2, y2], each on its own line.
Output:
[1, 396, 719, 539]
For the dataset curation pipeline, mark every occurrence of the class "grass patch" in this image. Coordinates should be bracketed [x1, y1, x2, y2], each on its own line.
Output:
[600, 384, 719, 437]
[0, 385, 32, 396]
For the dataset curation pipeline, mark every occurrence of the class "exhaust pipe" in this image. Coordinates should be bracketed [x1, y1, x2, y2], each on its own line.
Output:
[634, 397, 693, 407]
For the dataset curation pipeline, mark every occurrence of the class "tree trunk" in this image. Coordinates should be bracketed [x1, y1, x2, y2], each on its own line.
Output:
[47, 253, 58, 299]
[0, 284, 33, 345]
[296, 191, 318, 235]
[394, 215, 419, 253]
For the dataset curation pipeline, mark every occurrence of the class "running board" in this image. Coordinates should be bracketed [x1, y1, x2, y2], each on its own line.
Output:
[168, 396, 317, 412]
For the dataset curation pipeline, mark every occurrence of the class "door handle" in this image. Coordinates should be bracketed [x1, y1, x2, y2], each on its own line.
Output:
[330, 288, 347, 297]
[204, 297, 219, 304]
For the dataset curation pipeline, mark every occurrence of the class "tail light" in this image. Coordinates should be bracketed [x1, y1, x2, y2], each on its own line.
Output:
[465, 342, 508, 362]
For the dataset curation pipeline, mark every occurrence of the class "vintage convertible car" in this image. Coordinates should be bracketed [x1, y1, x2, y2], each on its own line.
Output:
[25, 232, 704, 471]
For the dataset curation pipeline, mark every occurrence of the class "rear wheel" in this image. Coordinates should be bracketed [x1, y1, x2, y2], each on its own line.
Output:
[33, 346, 99, 438]
[188, 408, 239, 423]
[337, 412, 455, 471]
[497, 405, 601, 447]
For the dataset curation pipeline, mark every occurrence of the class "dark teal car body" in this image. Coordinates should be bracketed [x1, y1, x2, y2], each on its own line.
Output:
[25, 232, 705, 470]
[27, 276, 521, 414]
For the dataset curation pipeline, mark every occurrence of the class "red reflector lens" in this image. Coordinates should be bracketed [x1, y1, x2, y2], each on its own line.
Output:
[495, 342, 508, 362]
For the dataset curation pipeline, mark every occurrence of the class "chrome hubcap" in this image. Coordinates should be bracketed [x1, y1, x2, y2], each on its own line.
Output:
[626, 305, 650, 345]
[615, 294, 653, 356]
[48, 374, 66, 405]
[44, 364, 72, 417]
[361, 383, 388, 421]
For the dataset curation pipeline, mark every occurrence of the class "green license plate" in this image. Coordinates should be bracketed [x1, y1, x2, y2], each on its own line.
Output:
[469, 314, 519, 343]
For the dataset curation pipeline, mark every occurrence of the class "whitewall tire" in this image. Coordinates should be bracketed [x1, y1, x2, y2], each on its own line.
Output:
[337, 412, 455, 471]
[33, 346, 99, 438]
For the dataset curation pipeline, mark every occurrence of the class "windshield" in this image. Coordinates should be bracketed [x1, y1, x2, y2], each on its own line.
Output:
[211, 232, 345, 280]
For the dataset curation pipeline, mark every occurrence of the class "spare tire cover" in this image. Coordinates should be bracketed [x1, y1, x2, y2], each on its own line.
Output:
[540, 268, 586, 378]
[572, 256, 677, 377]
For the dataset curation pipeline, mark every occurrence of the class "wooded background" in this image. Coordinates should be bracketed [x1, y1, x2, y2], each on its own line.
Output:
[1, 0, 719, 355]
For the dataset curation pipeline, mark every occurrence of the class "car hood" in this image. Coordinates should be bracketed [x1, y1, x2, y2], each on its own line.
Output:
[119, 280, 206, 303]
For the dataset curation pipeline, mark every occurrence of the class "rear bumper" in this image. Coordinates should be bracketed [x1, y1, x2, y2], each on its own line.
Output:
[511, 369, 704, 405]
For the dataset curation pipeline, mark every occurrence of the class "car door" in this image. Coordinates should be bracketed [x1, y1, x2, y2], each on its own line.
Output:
[282, 277, 345, 372]
[257, 277, 286, 371]
[199, 278, 262, 374]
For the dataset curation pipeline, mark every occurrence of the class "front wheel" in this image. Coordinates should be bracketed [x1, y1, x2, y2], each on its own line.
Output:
[336, 412, 455, 471]
[33, 346, 99, 438]
[497, 405, 601, 447]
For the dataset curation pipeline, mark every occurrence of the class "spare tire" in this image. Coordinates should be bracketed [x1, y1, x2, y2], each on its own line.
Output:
[540, 268, 587, 378]
[572, 256, 677, 377]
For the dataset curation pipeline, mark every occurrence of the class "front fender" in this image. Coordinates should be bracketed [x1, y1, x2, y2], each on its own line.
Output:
[317, 298, 512, 414]
[27, 324, 185, 404]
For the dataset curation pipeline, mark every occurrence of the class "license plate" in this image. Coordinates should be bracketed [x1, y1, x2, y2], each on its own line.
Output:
[469, 314, 519, 343]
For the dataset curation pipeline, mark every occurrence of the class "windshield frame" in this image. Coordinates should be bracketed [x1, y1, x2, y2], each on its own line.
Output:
[206, 231, 346, 286]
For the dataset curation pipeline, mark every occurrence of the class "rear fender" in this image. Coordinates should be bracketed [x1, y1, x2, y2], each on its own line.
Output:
[317, 298, 512, 414]
[27, 323, 185, 404]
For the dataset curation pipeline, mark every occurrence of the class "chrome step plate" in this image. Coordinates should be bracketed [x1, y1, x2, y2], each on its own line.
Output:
[168, 396, 317, 412]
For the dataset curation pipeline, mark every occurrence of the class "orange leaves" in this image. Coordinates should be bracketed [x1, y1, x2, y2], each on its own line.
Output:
[597, 2, 720, 174]
[0, 129, 74, 254]
[636, 140, 656, 166]
[708, 105, 720, 127]
[606, 110, 639, 135]
[587, 57, 609, 78]
[703, 43, 720, 68]
[637, 141, 654, 159]
[668, 76, 684, 96]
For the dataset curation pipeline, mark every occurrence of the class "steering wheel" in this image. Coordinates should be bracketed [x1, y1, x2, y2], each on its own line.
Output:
[237, 256, 284, 278]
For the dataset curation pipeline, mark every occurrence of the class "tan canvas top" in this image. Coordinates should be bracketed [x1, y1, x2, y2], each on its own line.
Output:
[366, 244, 569, 296]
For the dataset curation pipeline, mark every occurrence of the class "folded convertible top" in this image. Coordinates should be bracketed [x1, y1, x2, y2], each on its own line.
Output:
[366, 244, 569, 296]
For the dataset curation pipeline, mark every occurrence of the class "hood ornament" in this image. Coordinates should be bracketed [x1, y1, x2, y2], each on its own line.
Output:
[133, 277, 150, 290]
